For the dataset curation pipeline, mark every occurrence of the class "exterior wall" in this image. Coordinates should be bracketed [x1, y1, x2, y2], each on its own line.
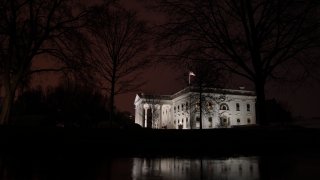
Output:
[134, 88, 256, 129]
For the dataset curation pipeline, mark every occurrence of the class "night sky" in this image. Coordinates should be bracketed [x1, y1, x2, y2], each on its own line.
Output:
[33, 0, 320, 119]
[117, 0, 320, 119]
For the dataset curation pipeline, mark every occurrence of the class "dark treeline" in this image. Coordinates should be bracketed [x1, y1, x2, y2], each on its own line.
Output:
[9, 84, 135, 128]
[0, 0, 151, 125]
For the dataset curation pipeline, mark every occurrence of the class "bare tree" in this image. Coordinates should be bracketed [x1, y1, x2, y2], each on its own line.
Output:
[153, 0, 320, 125]
[0, 0, 88, 124]
[85, 4, 151, 122]
[187, 59, 226, 129]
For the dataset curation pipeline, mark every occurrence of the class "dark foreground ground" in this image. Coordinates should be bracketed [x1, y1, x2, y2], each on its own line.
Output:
[1, 125, 320, 157]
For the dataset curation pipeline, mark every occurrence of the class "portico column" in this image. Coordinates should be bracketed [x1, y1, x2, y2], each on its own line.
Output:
[159, 105, 162, 129]
[144, 105, 148, 128]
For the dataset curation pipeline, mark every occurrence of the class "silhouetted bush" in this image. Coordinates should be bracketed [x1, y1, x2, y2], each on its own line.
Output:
[11, 85, 137, 128]
[11, 86, 107, 127]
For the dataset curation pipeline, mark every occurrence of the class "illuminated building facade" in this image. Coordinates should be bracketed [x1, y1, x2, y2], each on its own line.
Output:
[134, 87, 256, 129]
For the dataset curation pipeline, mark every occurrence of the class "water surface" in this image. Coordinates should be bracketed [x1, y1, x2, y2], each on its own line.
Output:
[1, 152, 320, 180]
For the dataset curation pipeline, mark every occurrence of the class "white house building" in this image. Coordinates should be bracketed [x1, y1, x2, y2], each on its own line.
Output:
[134, 87, 256, 129]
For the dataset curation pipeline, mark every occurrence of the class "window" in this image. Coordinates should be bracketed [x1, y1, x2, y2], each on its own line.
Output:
[186, 117, 188, 123]
[247, 104, 250, 111]
[196, 117, 200, 128]
[174, 106, 176, 113]
[247, 118, 251, 123]
[236, 103, 240, 111]
[220, 103, 229, 110]
[178, 105, 180, 112]
[206, 101, 213, 110]
[195, 101, 200, 110]
[237, 119, 240, 123]
[174, 120, 176, 124]
[186, 102, 189, 110]
[182, 104, 184, 111]
[208, 117, 213, 128]
[182, 118, 184, 123]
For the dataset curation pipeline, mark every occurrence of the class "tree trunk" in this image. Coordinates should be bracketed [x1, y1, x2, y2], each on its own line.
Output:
[109, 75, 116, 126]
[255, 79, 267, 126]
[199, 85, 203, 130]
[0, 92, 14, 125]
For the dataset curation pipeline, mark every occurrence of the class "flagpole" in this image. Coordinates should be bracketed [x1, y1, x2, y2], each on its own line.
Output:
[188, 71, 195, 129]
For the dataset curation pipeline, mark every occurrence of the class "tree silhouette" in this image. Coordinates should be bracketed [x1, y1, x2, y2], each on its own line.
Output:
[153, 0, 320, 125]
[84, 3, 150, 122]
[187, 59, 226, 129]
[12, 83, 108, 127]
[0, 0, 88, 124]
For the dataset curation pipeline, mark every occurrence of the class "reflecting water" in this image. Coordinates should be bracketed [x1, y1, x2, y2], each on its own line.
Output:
[132, 157, 259, 180]
[1, 152, 320, 180]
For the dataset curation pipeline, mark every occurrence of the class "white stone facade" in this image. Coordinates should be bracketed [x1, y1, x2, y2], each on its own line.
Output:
[134, 87, 256, 129]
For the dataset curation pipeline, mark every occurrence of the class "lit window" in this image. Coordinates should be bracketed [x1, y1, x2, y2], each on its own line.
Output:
[236, 103, 240, 111]
[247, 104, 250, 111]
[220, 103, 229, 110]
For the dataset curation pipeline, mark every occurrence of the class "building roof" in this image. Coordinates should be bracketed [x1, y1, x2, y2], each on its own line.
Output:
[136, 86, 255, 103]
[171, 86, 256, 99]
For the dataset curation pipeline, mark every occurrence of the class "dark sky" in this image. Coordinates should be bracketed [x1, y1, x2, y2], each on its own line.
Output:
[115, 0, 320, 119]
[33, 0, 320, 119]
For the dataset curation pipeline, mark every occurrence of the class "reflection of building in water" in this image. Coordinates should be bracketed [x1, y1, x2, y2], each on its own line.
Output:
[132, 157, 259, 180]
[134, 87, 256, 129]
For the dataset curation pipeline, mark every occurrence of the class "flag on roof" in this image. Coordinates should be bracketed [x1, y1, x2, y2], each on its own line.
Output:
[189, 71, 196, 76]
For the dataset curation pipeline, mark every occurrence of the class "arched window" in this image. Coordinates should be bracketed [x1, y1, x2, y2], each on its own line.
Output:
[220, 103, 229, 110]
[236, 103, 240, 111]
[247, 104, 251, 111]
[247, 118, 251, 123]
[208, 117, 213, 128]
